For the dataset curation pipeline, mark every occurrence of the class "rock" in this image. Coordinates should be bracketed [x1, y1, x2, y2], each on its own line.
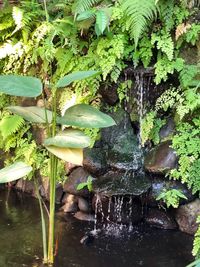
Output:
[159, 118, 175, 141]
[74, 211, 95, 222]
[80, 233, 95, 245]
[93, 171, 151, 197]
[31, 125, 46, 145]
[39, 178, 63, 203]
[99, 83, 119, 105]
[64, 162, 77, 175]
[147, 177, 195, 207]
[144, 141, 178, 174]
[145, 208, 177, 230]
[101, 108, 143, 172]
[60, 194, 78, 213]
[55, 184, 64, 204]
[78, 197, 90, 213]
[83, 148, 108, 176]
[15, 179, 36, 197]
[63, 167, 90, 197]
[175, 199, 200, 235]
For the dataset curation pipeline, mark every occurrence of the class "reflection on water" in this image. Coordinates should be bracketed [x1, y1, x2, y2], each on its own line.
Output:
[0, 188, 194, 267]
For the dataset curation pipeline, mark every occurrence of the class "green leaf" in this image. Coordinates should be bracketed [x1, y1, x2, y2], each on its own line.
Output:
[44, 129, 91, 148]
[56, 71, 100, 88]
[0, 114, 25, 139]
[45, 146, 83, 165]
[95, 10, 108, 34]
[77, 182, 88, 190]
[57, 104, 116, 128]
[7, 106, 54, 123]
[0, 75, 42, 97]
[0, 162, 32, 183]
[76, 10, 95, 21]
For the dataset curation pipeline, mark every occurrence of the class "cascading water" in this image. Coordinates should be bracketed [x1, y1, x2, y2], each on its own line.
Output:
[93, 193, 136, 237]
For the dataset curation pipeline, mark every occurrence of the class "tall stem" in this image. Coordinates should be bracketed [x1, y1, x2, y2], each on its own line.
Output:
[47, 88, 58, 264]
[43, 0, 49, 22]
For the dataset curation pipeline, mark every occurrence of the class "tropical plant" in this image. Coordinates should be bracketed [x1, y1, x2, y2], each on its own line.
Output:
[0, 71, 116, 265]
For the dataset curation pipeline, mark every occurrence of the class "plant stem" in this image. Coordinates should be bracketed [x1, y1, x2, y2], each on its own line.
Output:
[47, 87, 58, 264]
[43, 0, 49, 23]
[34, 180, 48, 263]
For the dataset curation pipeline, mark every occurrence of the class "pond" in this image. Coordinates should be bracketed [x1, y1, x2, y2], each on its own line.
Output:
[0, 188, 194, 267]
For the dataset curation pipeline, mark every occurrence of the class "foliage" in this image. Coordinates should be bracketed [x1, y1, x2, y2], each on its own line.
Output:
[117, 80, 132, 104]
[156, 188, 187, 208]
[121, 0, 158, 48]
[170, 120, 200, 195]
[192, 216, 200, 259]
[140, 111, 165, 146]
[77, 175, 93, 192]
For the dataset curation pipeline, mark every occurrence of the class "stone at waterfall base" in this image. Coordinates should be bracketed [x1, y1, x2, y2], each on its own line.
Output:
[74, 211, 95, 222]
[175, 199, 200, 235]
[145, 208, 177, 230]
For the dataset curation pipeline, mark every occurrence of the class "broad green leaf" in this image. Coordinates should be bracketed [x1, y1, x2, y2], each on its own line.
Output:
[76, 10, 95, 21]
[0, 75, 42, 97]
[44, 129, 91, 148]
[57, 104, 116, 128]
[77, 182, 88, 190]
[0, 162, 32, 183]
[96, 10, 108, 34]
[7, 106, 54, 123]
[56, 71, 100, 88]
[45, 146, 83, 165]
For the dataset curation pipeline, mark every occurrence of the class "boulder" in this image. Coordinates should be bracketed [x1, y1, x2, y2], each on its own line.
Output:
[78, 197, 90, 213]
[99, 83, 119, 105]
[63, 167, 90, 197]
[147, 177, 194, 207]
[60, 193, 78, 213]
[144, 141, 178, 174]
[175, 199, 200, 235]
[93, 171, 151, 197]
[74, 211, 95, 222]
[83, 148, 108, 176]
[145, 208, 177, 229]
[159, 118, 175, 141]
[15, 179, 36, 197]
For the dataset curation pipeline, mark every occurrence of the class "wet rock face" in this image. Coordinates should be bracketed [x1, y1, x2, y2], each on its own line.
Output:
[83, 148, 108, 176]
[93, 171, 151, 197]
[159, 118, 175, 141]
[145, 208, 177, 230]
[147, 177, 194, 207]
[15, 179, 36, 197]
[99, 84, 119, 105]
[84, 108, 143, 175]
[175, 199, 200, 235]
[63, 167, 90, 197]
[144, 141, 178, 174]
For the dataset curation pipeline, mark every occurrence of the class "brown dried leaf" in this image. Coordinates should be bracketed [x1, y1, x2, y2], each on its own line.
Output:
[176, 23, 191, 41]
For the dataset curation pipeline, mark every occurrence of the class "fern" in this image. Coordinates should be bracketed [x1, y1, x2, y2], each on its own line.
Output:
[0, 114, 25, 140]
[121, 0, 158, 48]
[73, 0, 101, 15]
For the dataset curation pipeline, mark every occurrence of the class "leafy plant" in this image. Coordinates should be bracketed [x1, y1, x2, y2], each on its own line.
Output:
[156, 188, 187, 208]
[121, 0, 158, 47]
[0, 71, 116, 265]
[77, 175, 93, 192]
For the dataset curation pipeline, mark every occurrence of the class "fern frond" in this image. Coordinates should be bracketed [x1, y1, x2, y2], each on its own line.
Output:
[73, 0, 101, 15]
[121, 0, 158, 48]
[0, 114, 25, 139]
[12, 6, 24, 34]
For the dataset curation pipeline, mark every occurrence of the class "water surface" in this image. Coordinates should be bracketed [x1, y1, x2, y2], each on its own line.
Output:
[0, 189, 194, 267]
